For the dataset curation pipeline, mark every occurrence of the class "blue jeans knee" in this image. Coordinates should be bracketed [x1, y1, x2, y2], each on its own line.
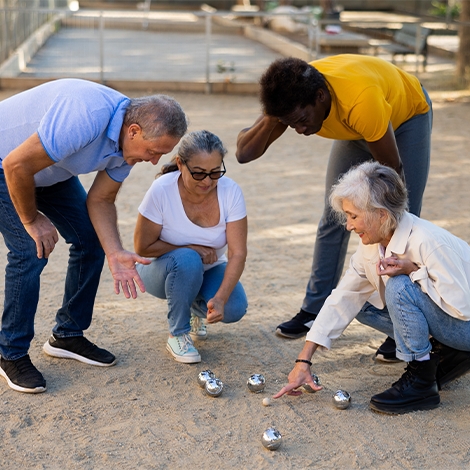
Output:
[137, 248, 205, 336]
[384, 275, 432, 362]
[194, 262, 247, 324]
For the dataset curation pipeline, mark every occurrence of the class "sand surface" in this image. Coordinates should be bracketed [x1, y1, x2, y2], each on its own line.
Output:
[0, 88, 470, 469]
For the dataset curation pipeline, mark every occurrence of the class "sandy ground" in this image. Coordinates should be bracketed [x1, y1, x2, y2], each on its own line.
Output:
[0, 87, 470, 469]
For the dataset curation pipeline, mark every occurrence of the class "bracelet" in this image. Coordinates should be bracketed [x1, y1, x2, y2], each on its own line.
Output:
[295, 359, 312, 366]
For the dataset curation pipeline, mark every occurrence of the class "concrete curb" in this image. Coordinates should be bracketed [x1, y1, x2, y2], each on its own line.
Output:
[0, 77, 260, 94]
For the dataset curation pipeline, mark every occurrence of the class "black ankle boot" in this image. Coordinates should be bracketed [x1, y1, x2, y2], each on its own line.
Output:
[430, 338, 470, 390]
[370, 354, 440, 415]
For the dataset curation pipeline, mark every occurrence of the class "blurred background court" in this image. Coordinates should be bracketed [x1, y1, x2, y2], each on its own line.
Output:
[0, 0, 468, 94]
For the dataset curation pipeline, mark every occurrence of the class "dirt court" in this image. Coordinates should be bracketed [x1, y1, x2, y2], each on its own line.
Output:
[0, 87, 469, 469]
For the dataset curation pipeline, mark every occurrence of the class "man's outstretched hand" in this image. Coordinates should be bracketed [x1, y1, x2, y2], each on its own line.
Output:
[108, 250, 152, 299]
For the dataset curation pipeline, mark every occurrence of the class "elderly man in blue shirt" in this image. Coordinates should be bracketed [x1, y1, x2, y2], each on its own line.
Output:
[0, 78, 188, 393]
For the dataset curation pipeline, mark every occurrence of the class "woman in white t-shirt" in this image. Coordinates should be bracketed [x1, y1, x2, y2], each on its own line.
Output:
[134, 130, 248, 363]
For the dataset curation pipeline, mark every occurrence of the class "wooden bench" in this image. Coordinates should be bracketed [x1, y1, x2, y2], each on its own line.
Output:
[370, 24, 432, 70]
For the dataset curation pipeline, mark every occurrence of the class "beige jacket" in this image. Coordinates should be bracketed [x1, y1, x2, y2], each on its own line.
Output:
[306, 212, 470, 350]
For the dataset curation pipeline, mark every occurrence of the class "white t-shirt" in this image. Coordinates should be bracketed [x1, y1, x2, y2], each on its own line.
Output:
[138, 171, 247, 271]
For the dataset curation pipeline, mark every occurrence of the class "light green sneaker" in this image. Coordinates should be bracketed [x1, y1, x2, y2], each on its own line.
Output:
[189, 314, 207, 341]
[166, 333, 201, 363]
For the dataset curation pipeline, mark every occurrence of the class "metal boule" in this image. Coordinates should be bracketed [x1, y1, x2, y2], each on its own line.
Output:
[332, 389, 351, 409]
[204, 378, 224, 397]
[261, 427, 282, 451]
[247, 374, 266, 393]
[197, 369, 215, 388]
[302, 373, 321, 393]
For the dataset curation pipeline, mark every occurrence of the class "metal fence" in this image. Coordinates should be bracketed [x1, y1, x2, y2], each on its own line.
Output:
[0, 1, 68, 62]
[0, 6, 462, 93]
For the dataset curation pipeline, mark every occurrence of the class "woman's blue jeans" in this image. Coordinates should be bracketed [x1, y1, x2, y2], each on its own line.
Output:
[136, 248, 248, 336]
[0, 172, 105, 360]
[301, 88, 433, 315]
[356, 275, 470, 362]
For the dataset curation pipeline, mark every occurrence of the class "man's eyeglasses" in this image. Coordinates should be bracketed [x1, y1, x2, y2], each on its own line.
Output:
[183, 160, 226, 181]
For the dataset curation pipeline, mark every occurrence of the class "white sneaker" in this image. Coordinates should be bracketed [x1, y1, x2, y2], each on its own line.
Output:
[166, 333, 201, 363]
[189, 314, 207, 341]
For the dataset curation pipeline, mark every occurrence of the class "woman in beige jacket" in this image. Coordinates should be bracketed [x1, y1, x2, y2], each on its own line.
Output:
[274, 161, 470, 415]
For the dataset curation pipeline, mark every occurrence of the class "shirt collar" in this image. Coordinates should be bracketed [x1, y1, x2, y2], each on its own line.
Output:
[107, 97, 131, 152]
[385, 211, 414, 256]
[378, 244, 386, 259]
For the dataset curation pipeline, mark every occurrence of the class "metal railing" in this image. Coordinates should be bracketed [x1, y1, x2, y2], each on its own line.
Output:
[0, 1, 69, 62]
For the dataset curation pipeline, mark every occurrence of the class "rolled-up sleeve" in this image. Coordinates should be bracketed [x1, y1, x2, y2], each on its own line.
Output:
[306, 248, 377, 349]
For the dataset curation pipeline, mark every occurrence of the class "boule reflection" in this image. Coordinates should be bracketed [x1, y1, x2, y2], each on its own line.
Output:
[261, 427, 282, 450]
[302, 373, 321, 393]
[247, 374, 266, 393]
[333, 389, 351, 409]
[204, 378, 224, 397]
[197, 369, 215, 388]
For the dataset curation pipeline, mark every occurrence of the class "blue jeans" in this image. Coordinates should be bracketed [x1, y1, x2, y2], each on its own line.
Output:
[0, 172, 105, 360]
[302, 88, 433, 314]
[356, 275, 470, 362]
[136, 248, 248, 336]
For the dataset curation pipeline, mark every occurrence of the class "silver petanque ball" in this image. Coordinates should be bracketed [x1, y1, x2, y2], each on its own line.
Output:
[247, 374, 266, 393]
[204, 378, 224, 397]
[333, 389, 351, 409]
[261, 427, 282, 451]
[302, 373, 322, 393]
[197, 370, 215, 388]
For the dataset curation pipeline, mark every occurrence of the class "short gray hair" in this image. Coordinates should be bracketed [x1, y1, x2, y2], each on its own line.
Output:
[159, 130, 227, 176]
[124, 94, 188, 140]
[329, 161, 408, 237]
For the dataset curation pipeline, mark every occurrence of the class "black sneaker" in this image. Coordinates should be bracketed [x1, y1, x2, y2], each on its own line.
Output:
[375, 336, 402, 363]
[43, 334, 116, 367]
[276, 309, 317, 339]
[0, 355, 46, 393]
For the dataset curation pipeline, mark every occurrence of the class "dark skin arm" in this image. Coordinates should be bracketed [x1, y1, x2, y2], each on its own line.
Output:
[238, 111, 403, 171]
[235, 114, 288, 163]
[366, 122, 404, 178]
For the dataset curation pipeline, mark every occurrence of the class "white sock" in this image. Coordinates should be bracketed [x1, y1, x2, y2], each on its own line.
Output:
[416, 353, 430, 362]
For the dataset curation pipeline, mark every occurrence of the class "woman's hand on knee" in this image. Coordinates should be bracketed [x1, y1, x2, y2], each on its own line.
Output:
[188, 244, 218, 265]
[377, 256, 418, 277]
[206, 298, 224, 324]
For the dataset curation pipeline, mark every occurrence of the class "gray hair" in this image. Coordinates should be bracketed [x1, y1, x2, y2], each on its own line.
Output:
[329, 161, 408, 237]
[124, 94, 188, 140]
[159, 130, 227, 176]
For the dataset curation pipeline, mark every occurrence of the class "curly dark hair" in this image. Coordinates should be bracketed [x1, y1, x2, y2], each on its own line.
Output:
[260, 57, 327, 117]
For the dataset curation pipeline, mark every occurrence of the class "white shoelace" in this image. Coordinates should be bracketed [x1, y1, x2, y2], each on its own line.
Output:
[179, 333, 194, 353]
[190, 315, 205, 334]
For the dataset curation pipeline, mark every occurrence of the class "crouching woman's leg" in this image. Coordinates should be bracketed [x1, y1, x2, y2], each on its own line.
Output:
[136, 248, 203, 363]
[369, 275, 440, 415]
[355, 302, 400, 363]
[191, 262, 248, 329]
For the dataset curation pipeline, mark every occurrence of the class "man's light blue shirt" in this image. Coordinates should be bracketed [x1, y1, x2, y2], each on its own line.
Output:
[0, 78, 132, 186]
